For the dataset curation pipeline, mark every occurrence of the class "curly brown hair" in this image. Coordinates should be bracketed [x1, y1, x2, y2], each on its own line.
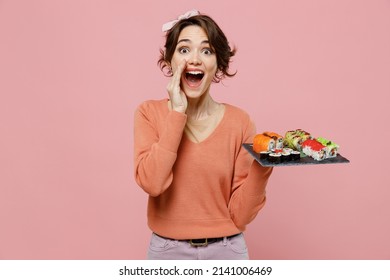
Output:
[158, 14, 236, 83]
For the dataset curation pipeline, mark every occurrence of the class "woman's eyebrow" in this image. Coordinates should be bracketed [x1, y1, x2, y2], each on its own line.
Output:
[177, 39, 210, 45]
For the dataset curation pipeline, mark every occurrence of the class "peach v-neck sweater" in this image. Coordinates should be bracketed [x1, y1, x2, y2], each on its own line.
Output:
[134, 99, 272, 239]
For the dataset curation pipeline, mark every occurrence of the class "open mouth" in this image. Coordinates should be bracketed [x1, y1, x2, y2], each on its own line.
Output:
[184, 70, 204, 87]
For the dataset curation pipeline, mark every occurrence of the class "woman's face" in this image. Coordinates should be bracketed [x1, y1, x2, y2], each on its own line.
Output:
[170, 25, 218, 99]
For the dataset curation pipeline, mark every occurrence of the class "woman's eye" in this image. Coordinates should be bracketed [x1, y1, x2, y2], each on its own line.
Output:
[202, 48, 213, 55]
[178, 47, 189, 54]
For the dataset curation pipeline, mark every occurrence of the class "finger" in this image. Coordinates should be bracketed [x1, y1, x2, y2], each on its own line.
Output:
[167, 59, 187, 100]
[173, 59, 187, 83]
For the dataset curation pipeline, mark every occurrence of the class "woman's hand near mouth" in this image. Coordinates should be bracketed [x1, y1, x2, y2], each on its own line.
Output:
[167, 59, 188, 114]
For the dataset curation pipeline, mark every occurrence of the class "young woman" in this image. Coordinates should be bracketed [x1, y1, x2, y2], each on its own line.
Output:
[134, 10, 273, 260]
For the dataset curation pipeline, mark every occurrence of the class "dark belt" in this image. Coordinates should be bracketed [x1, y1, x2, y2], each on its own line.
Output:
[156, 233, 240, 247]
[189, 237, 220, 246]
[188, 234, 240, 246]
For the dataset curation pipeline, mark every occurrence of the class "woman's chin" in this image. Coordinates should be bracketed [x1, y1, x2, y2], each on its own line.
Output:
[183, 89, 206, 100]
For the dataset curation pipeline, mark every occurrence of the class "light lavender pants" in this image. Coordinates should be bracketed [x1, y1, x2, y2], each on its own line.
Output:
[147, 233, 249, 260]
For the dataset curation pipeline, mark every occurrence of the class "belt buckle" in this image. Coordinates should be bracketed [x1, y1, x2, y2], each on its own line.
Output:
[190, 238, 208, 247]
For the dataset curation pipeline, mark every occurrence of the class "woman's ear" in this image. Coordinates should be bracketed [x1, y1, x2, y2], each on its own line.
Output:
[166, 62, 172, 75]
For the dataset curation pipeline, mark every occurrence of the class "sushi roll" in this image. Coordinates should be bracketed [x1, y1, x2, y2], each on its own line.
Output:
[264, 132, 284, 150]
[316, 137, 339, 158]
[284, 129, 312, 151]
[253, 133, 276, 153]
[268, 153, 282, 163]
[284, 130, 297, 148]
[301, 139, 326, 161]
[292, 135, 303, 151]
[284, 135, 303, 151]
[291, 150, 301, 161]
[259, 151, 270, 160]
[281, 151, 291, 162]
[285, 129, 310, 140]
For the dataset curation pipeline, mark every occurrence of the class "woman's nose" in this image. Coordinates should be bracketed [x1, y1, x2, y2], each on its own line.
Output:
[188, 52, 201, 65]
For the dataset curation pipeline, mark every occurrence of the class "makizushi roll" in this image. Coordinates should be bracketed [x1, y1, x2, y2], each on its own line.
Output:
[264, 132, 284, 150]
[284, 129, 312, 151]
[253, 132, 280, 153]
[284, 129, 310, 140]
[291, 150, 301, 161]
[259, 151, 270, 160]
[302, 139, 326, 161]
[268, 153, 282, 163]
[281, 151, 291, 162]
[316, 137, 339, 158]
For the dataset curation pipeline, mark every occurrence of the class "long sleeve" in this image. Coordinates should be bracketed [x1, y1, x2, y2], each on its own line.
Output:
[228, 118, 273, 231]
[134, 101, 187, 197]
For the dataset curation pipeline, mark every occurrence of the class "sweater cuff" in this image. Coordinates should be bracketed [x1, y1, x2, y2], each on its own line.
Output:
[159, 110, 187, 153]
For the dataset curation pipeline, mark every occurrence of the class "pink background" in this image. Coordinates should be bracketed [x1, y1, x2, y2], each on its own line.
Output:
[1, 0, 389, 259]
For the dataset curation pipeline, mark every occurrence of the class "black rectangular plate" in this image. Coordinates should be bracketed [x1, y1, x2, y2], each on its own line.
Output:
[242, 143, 350, 167]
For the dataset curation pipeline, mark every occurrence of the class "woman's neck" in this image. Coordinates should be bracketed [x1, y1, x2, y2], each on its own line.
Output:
[185, 93, 220, 121]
